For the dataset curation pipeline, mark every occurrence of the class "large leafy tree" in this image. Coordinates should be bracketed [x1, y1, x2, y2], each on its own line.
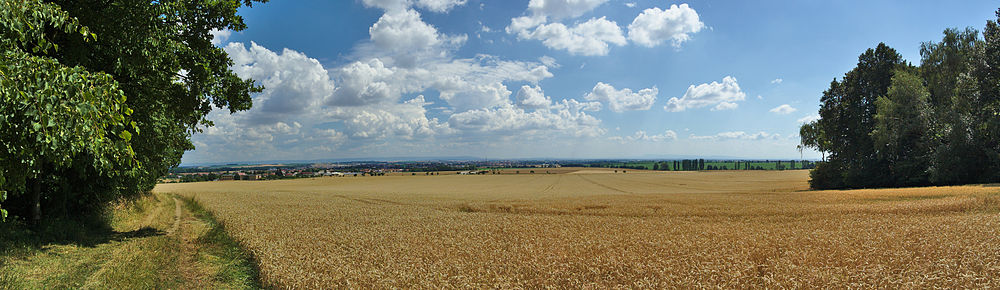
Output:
[0, 0, 138, 222]
[872, 70, 932, 186]
[921, 9, 1000, 185]
[920, 28, 980, 109]
[921, 28, 983, 184]
[798, 120, 829, 161]
[811, 43, 906, 188]
[805, 8, 1000, 188]
[969, 8, 1000, 182]
[0, 0, 263, 222]
[47, 0, 263, 193]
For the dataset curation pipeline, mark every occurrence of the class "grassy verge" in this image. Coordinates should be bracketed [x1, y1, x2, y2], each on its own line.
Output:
[0, 192, 263, 289]
[178, 196, 264, 289]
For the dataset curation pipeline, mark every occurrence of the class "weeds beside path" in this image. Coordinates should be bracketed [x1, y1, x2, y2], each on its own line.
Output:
[0, 192, 262, 289]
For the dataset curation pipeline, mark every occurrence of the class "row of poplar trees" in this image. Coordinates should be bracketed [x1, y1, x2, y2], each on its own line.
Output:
[800, 8, 1000, 189]
[0, 0, 264, 223]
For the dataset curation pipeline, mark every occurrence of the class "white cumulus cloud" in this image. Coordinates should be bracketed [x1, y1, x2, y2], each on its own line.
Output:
[415, 0, 467, 13]
[516, 85, 553, 110]
[329, 58, 397, 106]
[210, 29, 231, 45]
[438, 82, 512, 112]
[515, 17, 627, 56]
[797, 114, 820, 124]
[611, 130, 678, 143]
[627, 4, 704, 48]
[370, 9, 442, 53]
[224, 42, 335, 122]
[769, 104, 797, 115]
[191, 1, 643, 162]
[664, 76, 746, 112]
[585, 82, 657, 112]
[538, 55, 559, 68]
[363, 0, 467, 13]
[711, 102, 738, 111]
[526, 0, 609, 20]
[327, 95, 452, 140]
[362, 0, 409, 11]
[689, 131, 780, 141]
[449, 102, 604, 137]
[506, 0, 627, 56]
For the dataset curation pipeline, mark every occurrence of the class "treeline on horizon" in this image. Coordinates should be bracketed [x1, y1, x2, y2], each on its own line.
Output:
[799, 8, 1000, 189]
[570, 160, 817, 171]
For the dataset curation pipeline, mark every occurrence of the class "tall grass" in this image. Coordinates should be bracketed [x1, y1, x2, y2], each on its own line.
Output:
[0, 192, 264, 289]
[179, 196, 264, 289]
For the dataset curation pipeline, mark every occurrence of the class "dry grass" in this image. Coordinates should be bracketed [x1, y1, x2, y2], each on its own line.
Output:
[154, 169, 1000, 288]
[0, 192, 261, 289]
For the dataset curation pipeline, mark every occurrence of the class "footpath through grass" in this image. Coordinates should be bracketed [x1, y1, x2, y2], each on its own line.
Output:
[0, 192, 262, 289]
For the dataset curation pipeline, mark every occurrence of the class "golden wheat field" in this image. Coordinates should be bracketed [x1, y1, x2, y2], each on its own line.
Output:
[153, 168, 1000, 288]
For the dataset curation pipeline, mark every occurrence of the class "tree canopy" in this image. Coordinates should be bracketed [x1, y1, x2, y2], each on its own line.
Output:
[0, 0, 263, 222]
[802, 8, 1000, 189]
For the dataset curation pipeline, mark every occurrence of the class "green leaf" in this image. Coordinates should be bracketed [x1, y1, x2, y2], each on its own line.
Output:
[118, 130, 132, 142]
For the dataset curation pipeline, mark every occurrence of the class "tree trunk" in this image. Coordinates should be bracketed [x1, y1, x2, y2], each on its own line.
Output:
[32, 180, 41, 224]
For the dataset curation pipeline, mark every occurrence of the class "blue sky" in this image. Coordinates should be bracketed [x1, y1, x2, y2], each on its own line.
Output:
[182, 0, 999, 164]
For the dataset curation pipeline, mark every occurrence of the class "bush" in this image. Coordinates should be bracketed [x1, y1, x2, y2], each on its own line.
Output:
[809, 161, 846, 189]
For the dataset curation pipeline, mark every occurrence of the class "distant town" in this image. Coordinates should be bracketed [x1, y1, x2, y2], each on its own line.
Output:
[162, 159, 817, 183]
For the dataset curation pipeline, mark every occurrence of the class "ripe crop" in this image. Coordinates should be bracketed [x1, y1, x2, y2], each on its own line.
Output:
[154, 169, 1000, 288]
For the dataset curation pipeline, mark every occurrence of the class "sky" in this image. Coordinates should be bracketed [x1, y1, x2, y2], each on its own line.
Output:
[182, 0, 1000, 165]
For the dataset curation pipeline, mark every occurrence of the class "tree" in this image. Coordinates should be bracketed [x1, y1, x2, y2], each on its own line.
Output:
[920, 28, 983, 184]
[920, 27, 980, 109]
[652, 163, 659, 170]
[0, 0, 138, 222]
[803, 8, 1000, 188]
[923, 10, 1000, 184]
[799, 121, 829, 161]
[968, 9, 1000, 182]
[809, 43, 906, 188]
[1, 0, 264, 222]
[872, 69, 932, 186]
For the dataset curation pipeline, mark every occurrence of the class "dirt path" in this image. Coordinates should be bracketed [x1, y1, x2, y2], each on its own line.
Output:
[1, 193, 257, 289]
[173, 197, 211, 287]
[168, 197, 182, 234]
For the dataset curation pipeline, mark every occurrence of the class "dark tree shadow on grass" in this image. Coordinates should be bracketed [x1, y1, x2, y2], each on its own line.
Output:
[0, 218, 165, 259]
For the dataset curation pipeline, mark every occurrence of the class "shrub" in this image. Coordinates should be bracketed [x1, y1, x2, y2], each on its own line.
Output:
[809, 161, 846, 189]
